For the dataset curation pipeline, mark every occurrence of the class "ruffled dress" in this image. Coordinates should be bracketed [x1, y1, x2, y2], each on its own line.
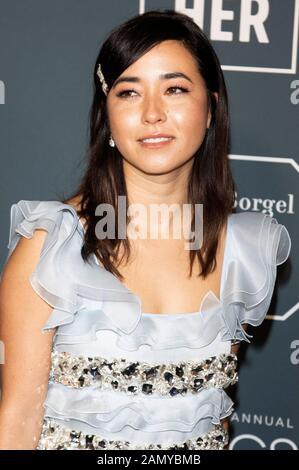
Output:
[6, 201, 291, 450]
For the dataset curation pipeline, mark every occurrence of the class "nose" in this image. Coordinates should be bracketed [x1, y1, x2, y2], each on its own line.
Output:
[141, 93, 167, 125]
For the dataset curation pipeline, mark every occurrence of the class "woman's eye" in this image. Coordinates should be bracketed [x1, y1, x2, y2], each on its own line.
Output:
[116, 89, 137, 98]
[166, 86, 189, 95]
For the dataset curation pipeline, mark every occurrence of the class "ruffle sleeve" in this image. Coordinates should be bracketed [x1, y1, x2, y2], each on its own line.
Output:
[219, 212, 292, 343]
[6, 200, 86, 331]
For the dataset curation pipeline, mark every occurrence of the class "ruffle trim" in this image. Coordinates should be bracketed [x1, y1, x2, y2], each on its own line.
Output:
[7, 200, 80, 316]
[219, 212, 291, 343]
[53, 298, 225, 351]
[43, 383, 234, 434]
[7, 201, 291, 347]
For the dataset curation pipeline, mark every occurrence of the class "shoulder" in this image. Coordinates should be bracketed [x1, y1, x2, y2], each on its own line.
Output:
[6, 199, 85, 264]
[3, 199, 87, 331]
[229, 210, 291, 266]
[219, 210, 291, 343]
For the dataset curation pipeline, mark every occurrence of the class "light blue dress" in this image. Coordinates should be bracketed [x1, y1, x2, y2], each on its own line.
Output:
[6, 200, 291, 450]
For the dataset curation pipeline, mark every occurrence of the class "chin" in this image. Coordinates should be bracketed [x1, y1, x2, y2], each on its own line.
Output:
[137, 162, 179, 175]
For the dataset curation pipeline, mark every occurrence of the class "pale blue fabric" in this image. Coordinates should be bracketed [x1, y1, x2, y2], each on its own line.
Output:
[6, 200, 291, 446]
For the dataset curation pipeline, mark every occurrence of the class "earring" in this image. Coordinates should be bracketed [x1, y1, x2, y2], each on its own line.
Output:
[109, 135, 115, 147]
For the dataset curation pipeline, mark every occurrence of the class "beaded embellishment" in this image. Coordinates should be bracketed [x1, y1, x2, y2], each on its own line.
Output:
[96, 63, 108, 95]
[37, 418, 229, 450]
[50, 351, 238, 396]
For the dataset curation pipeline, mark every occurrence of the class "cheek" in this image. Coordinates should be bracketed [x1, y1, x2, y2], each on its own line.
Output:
[110, 108, 138, 142]
[175, 99, 209, 136]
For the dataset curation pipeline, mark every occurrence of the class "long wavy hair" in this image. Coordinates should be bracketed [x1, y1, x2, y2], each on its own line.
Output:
[60, 9, 236, 281]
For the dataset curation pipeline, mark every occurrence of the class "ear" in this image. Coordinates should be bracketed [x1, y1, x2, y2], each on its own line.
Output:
[207, 92, 218, 129]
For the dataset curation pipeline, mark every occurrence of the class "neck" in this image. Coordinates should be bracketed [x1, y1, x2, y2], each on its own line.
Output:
[122, 160, 194, 241]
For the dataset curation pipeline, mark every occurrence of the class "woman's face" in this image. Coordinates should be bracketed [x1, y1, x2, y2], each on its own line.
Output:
[106, 40, 212, 175]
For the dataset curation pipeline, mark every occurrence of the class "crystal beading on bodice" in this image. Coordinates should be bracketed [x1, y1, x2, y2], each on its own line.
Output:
[50, 350, 238, 396]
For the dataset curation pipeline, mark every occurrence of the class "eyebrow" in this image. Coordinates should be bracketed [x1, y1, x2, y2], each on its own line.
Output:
[112, 72, 194, 89]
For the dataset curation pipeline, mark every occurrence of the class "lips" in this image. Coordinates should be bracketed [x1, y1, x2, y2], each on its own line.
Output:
[138, 133, 174, 141]
[138, 136, 175, 149]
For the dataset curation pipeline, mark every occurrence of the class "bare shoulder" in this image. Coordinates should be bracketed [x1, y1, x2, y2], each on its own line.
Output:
[0, 230, 52, 324]
[1, 209, 56, 311]
[3, 228, 48, 275]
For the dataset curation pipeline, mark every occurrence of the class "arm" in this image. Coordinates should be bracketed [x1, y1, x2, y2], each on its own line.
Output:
[0, 230, 56, 449]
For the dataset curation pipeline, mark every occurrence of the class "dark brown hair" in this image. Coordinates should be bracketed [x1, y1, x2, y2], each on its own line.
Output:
[60, 9, 235, 281]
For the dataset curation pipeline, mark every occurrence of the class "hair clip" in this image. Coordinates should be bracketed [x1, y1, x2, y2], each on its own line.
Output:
[96, 63, 108, 96]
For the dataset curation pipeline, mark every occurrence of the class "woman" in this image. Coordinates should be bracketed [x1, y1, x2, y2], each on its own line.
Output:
[0, 10, 291, 450]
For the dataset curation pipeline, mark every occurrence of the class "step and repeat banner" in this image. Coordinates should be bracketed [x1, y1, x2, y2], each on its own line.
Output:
[0, 0, 298, 450]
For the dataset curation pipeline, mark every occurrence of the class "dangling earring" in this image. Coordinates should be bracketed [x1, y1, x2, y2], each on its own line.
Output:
[109, 135, 115, 147]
